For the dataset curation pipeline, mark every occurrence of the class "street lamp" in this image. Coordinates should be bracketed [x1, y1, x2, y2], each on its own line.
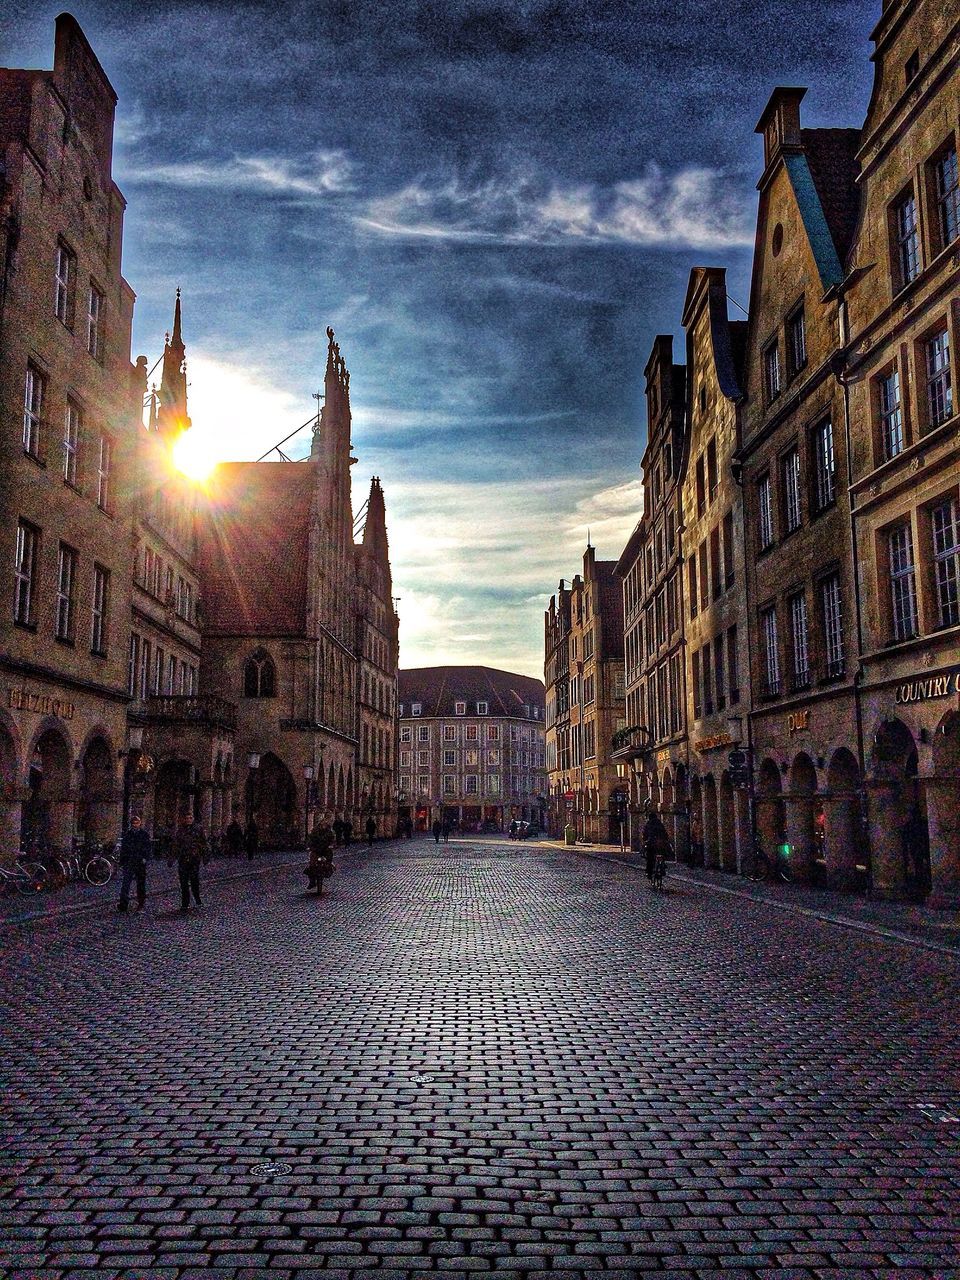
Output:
[303, 764, 314, 846]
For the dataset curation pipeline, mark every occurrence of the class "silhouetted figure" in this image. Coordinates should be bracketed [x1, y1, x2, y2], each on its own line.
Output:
[244, 819, 259, 859]
[117, 815, 151, 912]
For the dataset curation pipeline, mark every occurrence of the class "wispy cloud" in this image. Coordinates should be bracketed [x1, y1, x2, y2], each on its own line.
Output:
[121, 149, 356, 197]
[357, 163, 753, 250]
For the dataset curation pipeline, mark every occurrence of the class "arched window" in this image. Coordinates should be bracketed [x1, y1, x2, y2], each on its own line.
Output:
[244, 649, 276, 698]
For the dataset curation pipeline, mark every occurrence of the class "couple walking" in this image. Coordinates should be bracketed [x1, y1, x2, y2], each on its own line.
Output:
[116, 813, 207, 914]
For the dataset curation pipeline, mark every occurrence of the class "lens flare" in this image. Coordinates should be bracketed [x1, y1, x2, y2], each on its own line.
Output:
[172, 430, 219, 481]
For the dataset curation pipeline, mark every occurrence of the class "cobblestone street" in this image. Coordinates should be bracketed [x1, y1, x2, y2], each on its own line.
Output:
[2, 838, 959, 1280]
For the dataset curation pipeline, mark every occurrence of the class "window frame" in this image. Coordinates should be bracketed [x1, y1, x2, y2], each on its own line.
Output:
[757, 472, 774, 551]
[63, 399, 81, 486]
[97, 434, 113, 512]
[877, 365, 905, 461]
[787, 302, 807, 378]
[931, 497, 960, 630]
[54, 239, 76, 328]
[811, 417, 835, 513]
[86, 280, 104, 361]
[763, 339, 782, 404]
[923, 327, 953, 431]
[888, 521, 919, 643]
[23, 364, 45, 459]
[781, 446, 802, 535]
[14, 519, 39, 628]
[55, 542, 77, 643]
[788, 588, 810, 690]
[891, 186, 921, 291]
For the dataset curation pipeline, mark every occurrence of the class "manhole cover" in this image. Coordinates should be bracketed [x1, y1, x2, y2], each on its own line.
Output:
[250, 1161, 293, 1177]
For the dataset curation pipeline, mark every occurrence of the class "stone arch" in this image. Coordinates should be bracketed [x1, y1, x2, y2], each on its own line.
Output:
[787, 752, 818, 881]
[824, 747, 864, 888]
[927, 710, 960, 904]
[252, 752, 298, 848]
[78, 733, 117, 844]
[870, 719, 929, 900]
[22, 718, 75, 853]
[756, 758, 785, 855]
[0, 711, 23, 863]
[702, 773, 719, 867]
[155, 757, 195, 840]
[719, 770, 736, 871]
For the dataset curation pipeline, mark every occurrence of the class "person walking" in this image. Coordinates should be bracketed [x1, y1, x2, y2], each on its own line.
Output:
[441, 820, 451, 844]
[117, 814, 151, 913]
[306, 816, 335, 895]
[642, 807, 671, 881]
[172, 814, 206, 912]
[432, 818, 442, 844]
[225, 818, 243, 857]
[244, 818, 259, 859]
[365, 815, 376, 848]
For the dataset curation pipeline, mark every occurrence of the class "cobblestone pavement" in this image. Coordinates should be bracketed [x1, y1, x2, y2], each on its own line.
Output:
[2, 837, 959, 1280]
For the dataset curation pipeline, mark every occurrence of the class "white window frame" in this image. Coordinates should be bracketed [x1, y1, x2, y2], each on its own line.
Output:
[879, 368, 904, 460]
[783, 448, 801, 533]
[761, 606, 780, 695]
[926, 329, 952, 428]
[91, 564, 108, 654]
[14, 521, 38, 626]
[55, 543, 77, 641]
[86, 282, 104, 360]
[932, 498, 960, 629]
[813, 418, 835, 510]
[23, 365, 44, 457]
[821, 573, 844, 677]
[894, 189, 920, 287]
[55, 241, 75, 326]
[758, 473, 773, 549]
[889, 523, 919, 642]
[63, 400, 80, 485]
[789, 590, 809, 688]
[97, 435, 112, 511]
[934, 145, 959, 248]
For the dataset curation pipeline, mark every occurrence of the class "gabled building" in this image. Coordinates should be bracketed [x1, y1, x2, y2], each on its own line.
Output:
[843, 0, 960, 905]
[682, 269, 751, 870]
[614, 335, 688, 854]
[739, 89, 864, 887]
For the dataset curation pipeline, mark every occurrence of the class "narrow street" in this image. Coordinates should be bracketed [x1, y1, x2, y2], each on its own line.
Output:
[2, 837, 958, 1278]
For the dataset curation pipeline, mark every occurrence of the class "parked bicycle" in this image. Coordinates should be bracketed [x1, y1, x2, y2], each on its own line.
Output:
[744, 836, 793, 883]
[0, 857, 49, 896]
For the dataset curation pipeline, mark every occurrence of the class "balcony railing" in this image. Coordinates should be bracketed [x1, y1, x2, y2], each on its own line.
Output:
[611, 724, 653, 759]
[142, 694, 237, 732]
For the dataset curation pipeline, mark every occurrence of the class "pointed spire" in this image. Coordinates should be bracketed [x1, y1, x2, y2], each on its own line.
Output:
[170, 287, 184, 353]
[157, 289, 190, 438]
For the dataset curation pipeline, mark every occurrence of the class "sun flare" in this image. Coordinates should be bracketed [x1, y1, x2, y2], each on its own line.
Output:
[172, 430, 220, 482]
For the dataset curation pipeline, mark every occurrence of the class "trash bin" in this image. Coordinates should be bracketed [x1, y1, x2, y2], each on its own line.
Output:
[564, 825, 576, 846]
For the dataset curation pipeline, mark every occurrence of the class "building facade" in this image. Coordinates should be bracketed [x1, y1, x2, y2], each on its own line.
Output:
[844, 0, 960, 906]
[544, 545, 625, 843]
[739, 95, 865, 890]
[614, 335, 689, 855]
[398, 666, 546, 833]
[0, 16, 139, 857]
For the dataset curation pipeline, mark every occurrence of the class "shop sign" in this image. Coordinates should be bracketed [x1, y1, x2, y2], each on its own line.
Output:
[787, 710, 810, 735]
[894, 671, 960, 705]
[7, 687, 75, 720]
[694, 732, 733, 753]
[655, 748, 671, 768]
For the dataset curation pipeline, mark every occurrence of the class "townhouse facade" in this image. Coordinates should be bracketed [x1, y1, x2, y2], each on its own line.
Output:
[398, 666, 546, 833]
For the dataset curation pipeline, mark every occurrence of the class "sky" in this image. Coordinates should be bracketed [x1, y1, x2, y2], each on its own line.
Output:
[2, 0, 878, 678]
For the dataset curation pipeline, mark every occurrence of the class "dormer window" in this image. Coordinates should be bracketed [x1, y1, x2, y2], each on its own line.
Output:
[412, 702, 422, 716]
[455, 701, 466, 716]
[477, 701, 488, 715]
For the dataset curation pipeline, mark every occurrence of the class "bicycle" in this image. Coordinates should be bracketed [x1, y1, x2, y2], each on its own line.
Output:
[0, 858, 49, 895]
[83, 846, 116, 885]
[651, 850, 666, 890]
[744, 837, 793, 883]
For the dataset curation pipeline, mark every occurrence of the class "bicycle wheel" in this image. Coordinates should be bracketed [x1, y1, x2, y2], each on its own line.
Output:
[84, 856, 114, 886]
[17, 861, 48, 894]
[751, 854, 770, 882]
[777, 858, 793, 884]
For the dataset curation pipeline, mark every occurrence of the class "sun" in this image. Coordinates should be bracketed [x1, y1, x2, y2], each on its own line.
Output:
[172, 430, 220, 482]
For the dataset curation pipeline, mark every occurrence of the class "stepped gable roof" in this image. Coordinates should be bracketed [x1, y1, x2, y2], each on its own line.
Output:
[801, 127, 862, 265]
[197, 461, 315, 635]
[399, 666, 545, 718]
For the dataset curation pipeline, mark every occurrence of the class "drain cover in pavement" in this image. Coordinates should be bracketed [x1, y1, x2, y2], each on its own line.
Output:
[250, 1161, 293, 1177]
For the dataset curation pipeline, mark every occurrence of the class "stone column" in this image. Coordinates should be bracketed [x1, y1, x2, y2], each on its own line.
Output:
[865, 780, 907, 899]
[821, 790, 860, 885]
[925, 773, 960, 908]
[784, 791, 814, 882]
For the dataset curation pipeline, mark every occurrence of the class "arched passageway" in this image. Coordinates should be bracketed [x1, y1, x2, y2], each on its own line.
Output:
[78, 735, 117, 844]
[755, 758, 785, 858]
[824, 748, 866, 890]
[870, 719, 930, 900]
[22, 724, 73, 854]
[253, 753, 298, 849]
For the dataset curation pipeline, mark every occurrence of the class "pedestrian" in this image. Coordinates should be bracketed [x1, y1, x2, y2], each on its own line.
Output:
[442, 820, 450, 844]
[432, 818, 442, 844]
[365, 815, 376, 848]
[225, 818, 243, 857]
[117, 813, 151, 913]
[172, 813, 206, 912]
[306, 816, 335, 895]
[244, 818, 259, 859]
[643, 807, 671, 880]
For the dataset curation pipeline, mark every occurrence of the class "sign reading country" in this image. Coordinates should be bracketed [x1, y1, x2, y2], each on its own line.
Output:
[894, 670, 960, 706]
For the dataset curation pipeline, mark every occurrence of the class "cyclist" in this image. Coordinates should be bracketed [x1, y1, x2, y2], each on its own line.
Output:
[642, 805, 671, 883]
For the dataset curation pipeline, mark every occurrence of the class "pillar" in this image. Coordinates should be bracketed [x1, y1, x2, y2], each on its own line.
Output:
[784, 792, 814, 881]
[925, 773, 960, 908]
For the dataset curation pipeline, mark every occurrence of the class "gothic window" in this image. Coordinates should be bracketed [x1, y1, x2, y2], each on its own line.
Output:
[244, 649, 276, 698]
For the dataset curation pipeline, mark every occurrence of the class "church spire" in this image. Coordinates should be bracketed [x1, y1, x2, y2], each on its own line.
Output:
[157, 288, 190, 438]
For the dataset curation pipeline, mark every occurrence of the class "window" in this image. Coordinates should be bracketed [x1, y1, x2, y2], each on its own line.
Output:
[87, 283, 104, 360]
[14, 520, 39, 626]
[91, 564, 109, 654]
[889, 523, 919, 641]
[782, 448, 801, 533]
[695, 455, 706, 517]
[465, 775, 478, 795]
[688, 555, 698, 619]
[702, 642, 713, 715]
[692, 649, 702, 719]
[706, 437, 718, 499]
[417, 775, 429, 795]
[23, 364, 44, 457]
[698, 542, 708, 612]
[128, 633, 140, 698]
[905, 49, 920, 83]
[710, 526, 721, 600]
[761, 606, 780, 696]
[443, 749, 456, 766]
[154, 646, 164, 694]
[933, 145, 959, 249]
[764, 340, 782, 402]
[244, 649, 276, 697]
[789, 590, 810, 689]
[443, 775, 455, 795]
[758, 473, 774, 549]
[417, 725, 429, 742]
[465, 724, 478, 741]
[893, 189, 920, 288]
[97, 435, 112, 511]
[723, 511, 735, 588]
[400, 726, 412, 743]
[879, 368, 904, 460]
[411, 701, 422, 716]
[54, 240, 76, 326]
[727, 624, 739, 703]
[932, 499, 960, 628]
[488, 775, 500, 795]
[417, 750, 429, 766]
[443, 724, 456, 740]
[925, 329, 952, 428]
[63, 400, 81, 484]
[55, 544, 77, 641]
[811, 418, 835, 512]
[821, 573, 845, 677]
[487, 724, 499, 741]
[787, 305, 807, 376]
[166, 653, 176, 695]
[713, 634, 725, 711]
[476, 701, 488, 715]
[455, 701, 465, 716]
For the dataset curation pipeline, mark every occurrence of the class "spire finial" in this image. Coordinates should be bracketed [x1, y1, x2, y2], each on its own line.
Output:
[171, 288, 183, 351]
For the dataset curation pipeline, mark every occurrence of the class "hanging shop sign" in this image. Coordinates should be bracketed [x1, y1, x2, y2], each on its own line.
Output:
[694, 732, 734, 753]
[8, 687, 75, 720]
[894, 670, 960, 705]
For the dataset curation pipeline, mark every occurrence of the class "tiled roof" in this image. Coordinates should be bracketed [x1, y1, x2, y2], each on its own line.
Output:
[197, 461, 316, 635]
[399, 666, 545, 718]
[801, 128, 862, 267]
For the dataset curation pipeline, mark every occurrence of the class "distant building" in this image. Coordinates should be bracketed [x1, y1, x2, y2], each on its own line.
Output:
[398, 666, 546, 833]
[544, 546, 625, 843]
